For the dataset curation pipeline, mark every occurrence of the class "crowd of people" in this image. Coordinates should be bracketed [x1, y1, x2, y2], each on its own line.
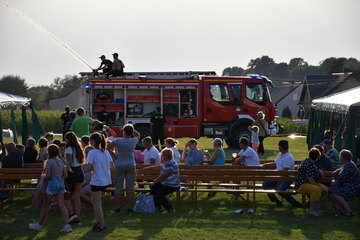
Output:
[0, 107, 359, 234]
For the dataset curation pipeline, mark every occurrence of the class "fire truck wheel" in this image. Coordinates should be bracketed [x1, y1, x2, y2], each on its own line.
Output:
[229, 128, 251, 149]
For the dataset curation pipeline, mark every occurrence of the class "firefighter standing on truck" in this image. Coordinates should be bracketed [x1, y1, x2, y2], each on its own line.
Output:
[150, 107, 166, 150]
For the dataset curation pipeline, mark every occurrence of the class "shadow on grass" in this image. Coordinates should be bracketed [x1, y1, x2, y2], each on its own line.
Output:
[1, 192, 359, 239]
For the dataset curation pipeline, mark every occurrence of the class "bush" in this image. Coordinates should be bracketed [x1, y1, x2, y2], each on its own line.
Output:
[281, 106, 292, 119]
[277, 117, 308, 134]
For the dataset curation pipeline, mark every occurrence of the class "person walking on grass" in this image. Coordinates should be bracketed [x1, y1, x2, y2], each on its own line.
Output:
[29, 144, 72, 233]
[64, 131, 85, 226]
[87, 133, 113, 232]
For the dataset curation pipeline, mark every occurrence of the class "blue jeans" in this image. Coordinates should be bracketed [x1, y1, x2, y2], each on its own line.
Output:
[262, 181, 300, 206]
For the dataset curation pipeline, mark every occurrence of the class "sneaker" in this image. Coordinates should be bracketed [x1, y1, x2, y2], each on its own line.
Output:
[94, 225, 107, 232]
[60, 224, 72, 233]
[247, 208, 255, 215]
[29, 222, 43, 231]
[68, 214, 81, 225]
[93, 222, 100, 231]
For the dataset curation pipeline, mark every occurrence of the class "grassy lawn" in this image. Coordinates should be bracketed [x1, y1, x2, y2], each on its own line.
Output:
[1, 192, 359, 240]
[1, 136, 358, 239]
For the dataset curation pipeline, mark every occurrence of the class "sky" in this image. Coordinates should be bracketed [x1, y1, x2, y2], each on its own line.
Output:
[0, 0, 359, 86]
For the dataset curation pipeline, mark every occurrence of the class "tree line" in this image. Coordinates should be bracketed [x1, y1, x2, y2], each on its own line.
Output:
[0, 75, 83, 110]
[222, 56, 360, 81]
[1, 56, 359, 110]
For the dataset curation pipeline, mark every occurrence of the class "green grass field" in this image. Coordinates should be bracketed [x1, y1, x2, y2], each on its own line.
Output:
[1, 136, 359, 240]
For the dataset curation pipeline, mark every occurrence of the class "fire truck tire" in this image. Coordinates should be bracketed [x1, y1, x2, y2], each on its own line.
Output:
[230, 128, 251, 149]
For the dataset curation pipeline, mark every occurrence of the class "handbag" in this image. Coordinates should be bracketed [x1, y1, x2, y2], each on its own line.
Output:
[259, 119, 270, 137]
[133, 193, 156, 213]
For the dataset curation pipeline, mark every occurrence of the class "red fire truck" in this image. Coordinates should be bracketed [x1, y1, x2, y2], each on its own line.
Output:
[82, 71, 276, 148]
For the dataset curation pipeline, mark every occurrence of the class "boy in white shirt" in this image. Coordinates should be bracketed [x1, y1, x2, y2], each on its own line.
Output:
[233, 137, 260, 166]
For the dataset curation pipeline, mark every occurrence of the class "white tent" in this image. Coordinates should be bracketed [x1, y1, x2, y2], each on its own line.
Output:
[0, 92, 31, 108]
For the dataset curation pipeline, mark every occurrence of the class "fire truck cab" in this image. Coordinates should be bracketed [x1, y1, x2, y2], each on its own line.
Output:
[83, 71, 276, 148]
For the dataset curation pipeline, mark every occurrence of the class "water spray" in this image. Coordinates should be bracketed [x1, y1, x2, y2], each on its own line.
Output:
[0, 0, 94, 71]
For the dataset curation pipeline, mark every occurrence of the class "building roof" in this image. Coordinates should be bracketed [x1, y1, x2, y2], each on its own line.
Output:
[299, 73, 351, 104]
[269, 83, 301, 104]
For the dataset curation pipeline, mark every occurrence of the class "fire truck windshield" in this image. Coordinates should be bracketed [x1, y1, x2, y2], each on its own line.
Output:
[246, 83, 267, 104]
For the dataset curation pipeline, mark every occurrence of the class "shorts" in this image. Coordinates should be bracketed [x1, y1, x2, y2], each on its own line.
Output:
[65, 166, 84, 192]
[115, 165, 136, 194]
[46, 176, 65, 195]
[91, 185, 108, 192]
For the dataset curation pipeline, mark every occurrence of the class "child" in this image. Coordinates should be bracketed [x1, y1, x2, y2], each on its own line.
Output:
[37, 138, 49, 164]
[44, 132, 54, 145]
[29, 144, 72, 232]
[249, 126, 260, 154]
[23, 138, 38, 164]
[81, 135, 93, 158]
[87, 132, 112, 232]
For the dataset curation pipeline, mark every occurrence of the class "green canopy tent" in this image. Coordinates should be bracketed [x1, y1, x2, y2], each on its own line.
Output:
[0, 92, 41, 155]
[307, 86, 360, 161]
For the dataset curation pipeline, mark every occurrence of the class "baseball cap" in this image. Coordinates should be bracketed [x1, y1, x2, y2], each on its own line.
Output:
[322, 139, 332, 146]
[99, 55, 105, 58]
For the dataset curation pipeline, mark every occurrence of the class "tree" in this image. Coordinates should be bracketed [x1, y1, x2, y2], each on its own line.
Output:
[246, 56, 275, 76]
[50, 74, 84, 98]
[272, 62, 289, 79]
[222, 66, 245, 76]
[281, 106, 292, 119]
[27, 86, 53, 110]
[288, 58, 309, 79]
[0, 75, 28, 96]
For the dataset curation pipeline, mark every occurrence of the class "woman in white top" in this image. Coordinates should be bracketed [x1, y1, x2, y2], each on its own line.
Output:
[165, 137, 181, 164]
[87, 132, 113, 232]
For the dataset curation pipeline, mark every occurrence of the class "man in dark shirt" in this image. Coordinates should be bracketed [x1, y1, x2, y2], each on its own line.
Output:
[60, 106, 70, 140]
[150, 107, 166, 149]
[97, 104, 110, 124]
[2, 142, 24, 168]
[96, 55, 113, 74]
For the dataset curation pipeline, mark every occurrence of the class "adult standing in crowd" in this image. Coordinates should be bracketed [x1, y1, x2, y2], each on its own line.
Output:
[106, 53, 125, 77]
[97, 105, 110, 125]
[330, 149, 360, 217]
[65, 111, 76, 135]
[150, 107, 166, 150]
[107, 124, 140, 213]
[71, 107, 102, 138]
[60, 106, 70, 140]
[262, 140, 301, 207]
[253, 111, 267, 155]
[181, 139, 204, 165]
[233, 137, 260, 166]
[142, 137, 161, 165]
[295, 148, 328, 217]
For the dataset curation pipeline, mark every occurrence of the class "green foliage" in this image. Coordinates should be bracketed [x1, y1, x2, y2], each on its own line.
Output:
[281, 106, 292, 119]
[27, 86, 53, 110]
[50, 74, 84, 98]
[277, 117, 308, 134]
[223, 56, 360, 80]
[222, 66, 245, 76]
[0, 75, 28, 96]
[0, 109, 62, 134]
